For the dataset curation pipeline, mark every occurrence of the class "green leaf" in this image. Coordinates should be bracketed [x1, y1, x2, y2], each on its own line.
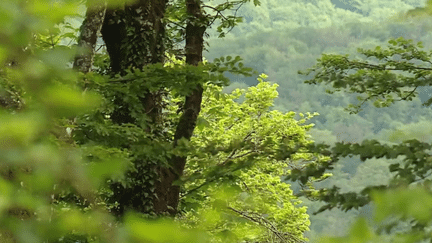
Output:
[125, 214, 208, 242]
[349, 218, 374, 241]
[196, 117, 210, 130]
[42, 85, 101, 117]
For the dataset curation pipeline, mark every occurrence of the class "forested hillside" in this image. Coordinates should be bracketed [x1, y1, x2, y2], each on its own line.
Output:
[204, 0, 432, 240]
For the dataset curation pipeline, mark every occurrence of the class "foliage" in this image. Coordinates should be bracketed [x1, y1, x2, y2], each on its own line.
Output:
[73, 51, 256, 217]
[179, 76, 314, 242]
[300, 37, 432, 114]
[293, 34, 432, 241]
[9, 0, 431, 241]
[0, 0, 320, 242]
[75, 52, 314, 240]
[0, 0, 133, 242]
[202, 0, 432, 239]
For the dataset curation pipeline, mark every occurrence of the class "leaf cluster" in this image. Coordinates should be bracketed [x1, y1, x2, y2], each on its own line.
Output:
[300, 37, 432, 114]
[178, 77, 318, 242]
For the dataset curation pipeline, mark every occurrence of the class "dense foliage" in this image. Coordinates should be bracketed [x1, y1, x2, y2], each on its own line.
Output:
[293, 35, 432, 242]
[287, 2, 432, 242]
[179, 78, 314, 242]
[3, 0, 432, 242]
[203, 0, 432, 240]
[0, 0, 324, 242]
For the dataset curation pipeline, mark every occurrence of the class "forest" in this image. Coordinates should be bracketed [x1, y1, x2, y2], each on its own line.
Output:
[1, 0, 432, 242]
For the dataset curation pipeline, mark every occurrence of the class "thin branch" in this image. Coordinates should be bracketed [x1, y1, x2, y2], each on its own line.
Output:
[166, 18, 187, 29]
[225, 2, 244, 34]
[180, 177, 217, 199]
[218, 131, 255, 166]
[96, 44, 105, 53]
[350, 60, 432, 71]
[228, 207, 305, 243]
[50, 33, 56, 49]
[397, 86, 418, 101]
[202, 5, 230, 21]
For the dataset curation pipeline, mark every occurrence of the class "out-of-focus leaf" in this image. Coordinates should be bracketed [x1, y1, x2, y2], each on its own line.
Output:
[41, 85, 101, 117]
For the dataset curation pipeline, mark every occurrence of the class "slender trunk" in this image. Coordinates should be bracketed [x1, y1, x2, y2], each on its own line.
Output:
[153, 0, 206, 216]
[73, 0, 107, 73]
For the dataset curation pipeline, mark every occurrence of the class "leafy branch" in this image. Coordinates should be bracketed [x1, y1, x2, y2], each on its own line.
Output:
[228, 206, 305, 243]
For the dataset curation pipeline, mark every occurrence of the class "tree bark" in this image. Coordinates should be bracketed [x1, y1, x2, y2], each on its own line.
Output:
[101, 0, 169, 217]
[73, 0, 107, 73]
[101, 0, 167, 73]
[98, 0, 206, 217]
[153, 0, 206, 216]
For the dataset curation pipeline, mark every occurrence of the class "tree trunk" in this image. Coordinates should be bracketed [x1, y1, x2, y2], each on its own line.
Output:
[153, 0, 206, 216]
[101, 0, 169, 217]
[98, 0, 206, 217]
[101, 0, 167, 73]
[73, 0, 107, 73]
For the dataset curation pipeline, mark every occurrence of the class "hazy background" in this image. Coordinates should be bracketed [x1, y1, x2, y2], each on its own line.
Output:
[203, 0, 431, 240]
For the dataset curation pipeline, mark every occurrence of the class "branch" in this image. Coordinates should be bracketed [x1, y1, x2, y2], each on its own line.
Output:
[397, 86, 418, 101]
[228, 207, 305, 243]
[218, 131, 255, 166]
[166, 18, 186, 30]
[180, 177, 217, 199]
[350, 59, 432, 71]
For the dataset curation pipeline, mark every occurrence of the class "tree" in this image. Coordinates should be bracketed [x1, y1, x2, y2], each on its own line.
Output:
[73, 0, 258, 217]
[0, 0, 320, 242]
[292, 33, 432, 242]
[179, 76, 313, 242]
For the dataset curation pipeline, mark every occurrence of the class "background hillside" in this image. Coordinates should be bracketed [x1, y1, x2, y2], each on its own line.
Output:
[203, 0, 432, 239]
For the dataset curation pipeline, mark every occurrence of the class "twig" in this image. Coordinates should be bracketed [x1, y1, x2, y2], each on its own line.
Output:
[227, 207, 305, 242]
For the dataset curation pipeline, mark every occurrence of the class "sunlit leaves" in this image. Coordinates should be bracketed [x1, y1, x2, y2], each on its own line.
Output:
[180, 78, 314, 242]
[103, 56, 254, 99]
[0, 0, 277, 242]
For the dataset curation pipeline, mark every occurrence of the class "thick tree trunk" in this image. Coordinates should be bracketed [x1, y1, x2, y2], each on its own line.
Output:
[101, 0, 169, 217]
[153, 0, 206, 216]
[99, 0, 206, 217]
[73, 0, 107, 73]
[101, 0, 166, 73]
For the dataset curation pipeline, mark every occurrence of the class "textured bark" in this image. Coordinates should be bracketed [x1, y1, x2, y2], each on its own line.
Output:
[73, 1, 107, 73]
[101, 0, 169, 217]
[100, 8, 126, 74]
[100, 0, 206, 217]
[153, 0, 206, 216]
[102, 0, 166, 124]
[124, 0, 167, 66]
[101, 0, 167, 73]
